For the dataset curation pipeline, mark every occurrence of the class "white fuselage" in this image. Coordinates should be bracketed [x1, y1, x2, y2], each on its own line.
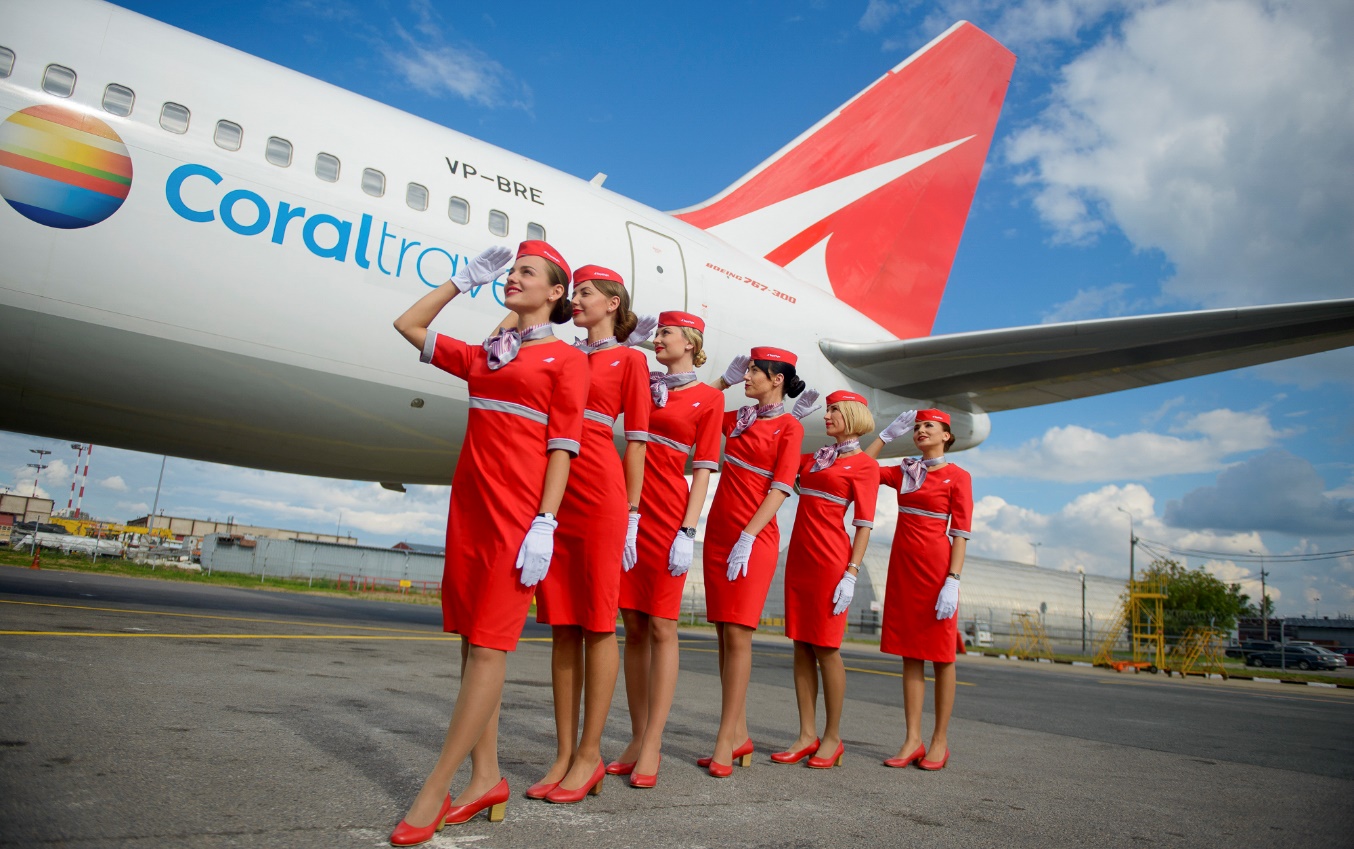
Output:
[0, 0, 986, 483]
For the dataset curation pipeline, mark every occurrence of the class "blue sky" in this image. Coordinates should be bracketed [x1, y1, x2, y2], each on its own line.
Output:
[3, 0, 1352, 616]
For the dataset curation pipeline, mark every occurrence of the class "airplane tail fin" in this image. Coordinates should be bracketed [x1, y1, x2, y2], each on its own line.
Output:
[673, 23, 1015, 340]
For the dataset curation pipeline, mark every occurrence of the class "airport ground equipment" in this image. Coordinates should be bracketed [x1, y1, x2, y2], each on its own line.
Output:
[1167, 627, 1229, 679]
[1008, 611, 1054, 660]
[1094, 575, 1169, 672]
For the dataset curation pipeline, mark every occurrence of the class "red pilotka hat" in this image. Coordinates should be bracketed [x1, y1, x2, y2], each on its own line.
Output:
[658, 311, 704, 333]
[572, 264, 624, 286]
[826, 390, 868, 406]
[517, 240, 570, 281]
[750, 346, 797, 366]
[916, 409, 950, 425]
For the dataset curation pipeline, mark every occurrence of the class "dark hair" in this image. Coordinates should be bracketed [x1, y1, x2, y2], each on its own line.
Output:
[940, 422, 954, 452]
[544, 261, 572, 324]
[751, 359, 805, 398]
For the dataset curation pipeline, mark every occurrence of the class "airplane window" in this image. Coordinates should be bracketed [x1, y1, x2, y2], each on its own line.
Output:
[315, 153, 340, 182]
[526, 222, 546, 241]
[406, 183, 429, 211]
[265, 137, 292, 167]
[214, 120, 243, 151]
[0, 47, 14, 79]
[160, 102, 190, 134]
[448, 196, 469, 225]
[102, 84, 135, 117]
[362, 168, 385, 197]
[42, 64, 76, 97]
[488, 209, 508, 237]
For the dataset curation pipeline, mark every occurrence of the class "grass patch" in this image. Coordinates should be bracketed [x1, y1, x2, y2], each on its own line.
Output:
[0, 549, 440, 606]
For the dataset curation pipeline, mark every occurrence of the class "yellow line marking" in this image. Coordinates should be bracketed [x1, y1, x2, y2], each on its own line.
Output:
[844, 665, 977, 686]
[0, 599, 438, 634]
[0, 631, 458, 640]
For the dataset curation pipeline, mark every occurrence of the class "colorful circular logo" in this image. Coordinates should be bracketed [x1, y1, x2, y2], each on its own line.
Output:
[0, 105, 132, 229]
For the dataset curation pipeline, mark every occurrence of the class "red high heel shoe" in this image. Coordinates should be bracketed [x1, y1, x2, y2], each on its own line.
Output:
[708, 758, 733, 778]
[524, 778, 559, 800]
[444, 778, 509, 825]
[389, 794, 451, 846]
[544, 760, 605, 804]
[629, 755, 661, 789]
[883, 744, 926, 769]
[697, 738, 753, 768]
[770, 738, 820, 764]
[605, 759, 636, 776]
[918, 748, 950, 771]
[806, 741, 844, 769]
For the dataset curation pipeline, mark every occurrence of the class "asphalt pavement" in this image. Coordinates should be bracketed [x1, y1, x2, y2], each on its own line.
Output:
[1, 566, 1350, 848]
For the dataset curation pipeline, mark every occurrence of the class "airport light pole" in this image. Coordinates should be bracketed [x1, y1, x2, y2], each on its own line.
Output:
[1029, 540, 1042, 566]
[27, 448, 51, 497]
[1115, 507, 1136, 585]
[1077, 566, 1087, 653]
[1250, 548, 1269, 640]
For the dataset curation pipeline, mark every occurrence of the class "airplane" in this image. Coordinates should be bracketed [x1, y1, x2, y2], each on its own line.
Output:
[2, 0, 1352, 490]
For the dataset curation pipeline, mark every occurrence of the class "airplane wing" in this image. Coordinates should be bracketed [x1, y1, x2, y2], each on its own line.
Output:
[821, 299, 1354, 412]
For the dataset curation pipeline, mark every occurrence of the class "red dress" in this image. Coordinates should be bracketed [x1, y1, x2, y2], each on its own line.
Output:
[703, 412, 804, 628]
[619, 381, 723, 619]
[423, 332, 588, 652]
[537, 344, 651, 632]
[783, 450, 880, 648]
[878, 462, 972, 662]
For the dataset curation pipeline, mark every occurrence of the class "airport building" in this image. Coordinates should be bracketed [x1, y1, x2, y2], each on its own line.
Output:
[127, 514, 357, 546]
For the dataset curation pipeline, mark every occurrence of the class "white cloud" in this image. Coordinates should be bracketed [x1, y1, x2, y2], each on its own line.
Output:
[1005, 0, 1354, 306]
[1040, 281, 1140, 322]
[1164, 449, 1354, 535]
[859, 0, 901, 32]
[381, 16, 531, 110]
[99, 476, 128, 493]
[961, 407, 1288, 482]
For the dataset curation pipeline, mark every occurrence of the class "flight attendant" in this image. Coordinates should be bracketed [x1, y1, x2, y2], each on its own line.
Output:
[864, 409, 972, 771]
[388, 241, 587, 844]
[700, 348, 806, 777]
[610, 311, 723, 788]
[529, 266, 650, 804]
[772, 391, 879, 770]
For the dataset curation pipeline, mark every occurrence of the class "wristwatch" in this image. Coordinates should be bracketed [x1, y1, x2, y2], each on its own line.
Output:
[537, 512, 556, 521]
[947, 572, 961, 581]
[679, 526, 697, 539]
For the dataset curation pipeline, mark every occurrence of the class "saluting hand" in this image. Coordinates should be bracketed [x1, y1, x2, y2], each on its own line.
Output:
[791, 389, 822, 420]
[452, 245, 514, 293]
[668, 531, 693, 577]
[720, 354, 750, 387]
[623, 513, 640, 572]
[726, 531, 755, 581]
[625, 315, 658, 347]
[515, 514, 558, 586]
[878, 409, 918, 444]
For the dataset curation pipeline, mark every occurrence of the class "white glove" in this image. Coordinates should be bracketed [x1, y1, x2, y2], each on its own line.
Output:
[831, 570, 856, 616]
[452, 245, 514, 294]
[935, 576, 960, 620]
[726, 531, 755, 581]
[878, 410, 918, 444]
[668, 531, 693, 577]
[625, 315, 657, 347]
[623, 513, 640, 572]
[721, 354, 750, 387]
[515, 514, 558, 586]
[791, 389, 821, 421]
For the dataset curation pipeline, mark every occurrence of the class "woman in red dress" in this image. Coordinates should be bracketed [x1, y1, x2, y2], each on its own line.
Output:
[865, 408, 972, 771]
[772, 391, 879, 770]
[610, 312, 723, 788]
[701, 347, 807, 777]
[529, 266, 651, 803]
[388, 241, 587, 844]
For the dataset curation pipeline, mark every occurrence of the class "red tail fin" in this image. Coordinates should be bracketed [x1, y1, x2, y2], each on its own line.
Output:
[673, 23, 1014, 340]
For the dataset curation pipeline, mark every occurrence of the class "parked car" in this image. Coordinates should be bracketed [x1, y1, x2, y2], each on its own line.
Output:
[1225, 639, 1278, 659]
[1247, 644, 1348, 671]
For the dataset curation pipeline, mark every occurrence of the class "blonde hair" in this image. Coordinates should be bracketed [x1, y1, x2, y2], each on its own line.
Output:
[680, 326, 707, 367]
[834, 399, 875, 439]
[582, 277, 638, 341]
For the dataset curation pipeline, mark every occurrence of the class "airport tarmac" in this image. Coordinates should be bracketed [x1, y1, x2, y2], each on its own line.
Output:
[1, 567, 1350, 848]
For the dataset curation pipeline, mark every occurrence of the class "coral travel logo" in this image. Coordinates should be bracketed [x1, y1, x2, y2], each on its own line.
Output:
[0, 105, 132, 229]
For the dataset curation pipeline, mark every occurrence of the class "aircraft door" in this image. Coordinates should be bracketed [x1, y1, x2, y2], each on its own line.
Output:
[626, 222, 687, 313]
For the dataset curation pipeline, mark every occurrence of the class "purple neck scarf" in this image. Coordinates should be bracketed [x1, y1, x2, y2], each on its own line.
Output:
[730, 402, 785, 438]
[650, 371, 698, 407]
[484, 322, 553, 370]
[898, 456, 946, 494]
[811, 438, 861, 473]
[574, 336, 617, 353]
